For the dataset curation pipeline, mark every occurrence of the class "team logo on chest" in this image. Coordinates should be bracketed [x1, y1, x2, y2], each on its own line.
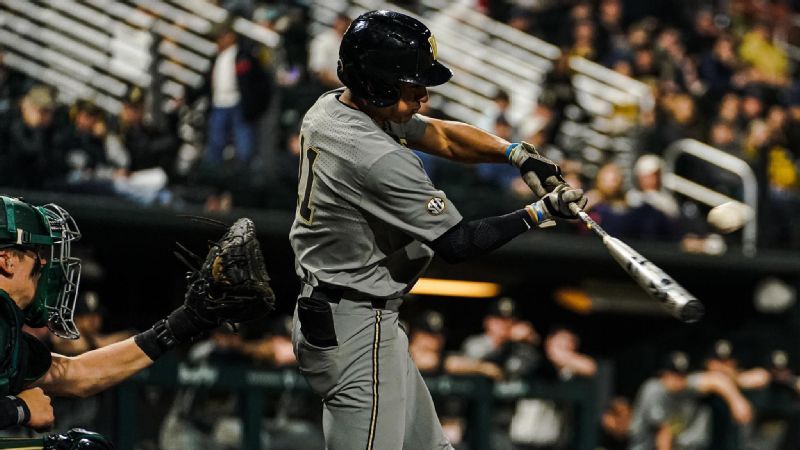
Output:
[427, 197, 446, 215]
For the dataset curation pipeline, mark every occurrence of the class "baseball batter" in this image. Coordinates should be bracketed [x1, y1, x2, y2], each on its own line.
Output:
[290, 10, 587, 450]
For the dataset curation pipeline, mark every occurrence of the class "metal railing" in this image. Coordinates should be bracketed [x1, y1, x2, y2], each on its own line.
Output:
[662, 139, 759, 256]
[115, 356, 606, 450]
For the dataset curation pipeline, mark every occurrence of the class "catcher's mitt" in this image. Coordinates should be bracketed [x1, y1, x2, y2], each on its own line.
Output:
[178, 217, 276, 324]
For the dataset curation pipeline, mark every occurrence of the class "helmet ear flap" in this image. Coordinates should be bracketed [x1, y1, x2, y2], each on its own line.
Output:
[336, 59, 349, 88]
[338, 60, 400, 107]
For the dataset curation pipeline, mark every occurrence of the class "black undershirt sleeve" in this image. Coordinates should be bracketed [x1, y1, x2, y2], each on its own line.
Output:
[429, 209, 535, 263]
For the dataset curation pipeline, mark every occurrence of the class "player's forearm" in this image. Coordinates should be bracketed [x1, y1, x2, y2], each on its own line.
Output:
[698, 371, 747, 407]
[553, 352, 597, 377]
[655, 424, 673, 450]
[419, 118, 509, 163]
[37, 338, 152, 398]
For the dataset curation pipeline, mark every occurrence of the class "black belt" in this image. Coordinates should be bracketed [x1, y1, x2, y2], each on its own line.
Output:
[307, 283, 388, 309]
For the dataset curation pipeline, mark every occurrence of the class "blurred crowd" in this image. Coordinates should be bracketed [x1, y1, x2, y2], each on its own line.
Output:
[467, 0, 800, 249]
[1, 0, 799, 251]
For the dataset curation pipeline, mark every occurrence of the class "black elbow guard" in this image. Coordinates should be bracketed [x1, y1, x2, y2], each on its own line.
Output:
[430, 210, 532, 263]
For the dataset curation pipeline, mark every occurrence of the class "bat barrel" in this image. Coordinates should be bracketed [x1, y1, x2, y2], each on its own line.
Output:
[604, 236, 704, 323]
[679, 300, 705, 323]
[567, 202, 704, 323]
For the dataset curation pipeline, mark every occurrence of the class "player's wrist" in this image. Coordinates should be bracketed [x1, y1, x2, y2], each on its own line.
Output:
[525, 201, 555, 228]
[504, 142, 518, 162]
[134, 306, 217, 361]
[0, 395, 30, 428]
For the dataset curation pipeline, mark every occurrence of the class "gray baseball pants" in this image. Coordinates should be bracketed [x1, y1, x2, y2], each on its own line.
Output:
[292, 296, 453, 450]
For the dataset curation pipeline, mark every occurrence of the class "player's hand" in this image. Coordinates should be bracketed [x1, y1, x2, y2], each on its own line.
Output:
[526, 185, 587, 228]
[18, 387, 54, 431]
[43, 427, 114, 449]
[507, 142, 565, 199]
[510, 321, 538, 345]
[730, 397, 753, 424]
[478, 361, 504, 381]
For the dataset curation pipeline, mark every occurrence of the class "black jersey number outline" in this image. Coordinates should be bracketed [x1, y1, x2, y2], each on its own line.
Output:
[298, 140, 319, 224]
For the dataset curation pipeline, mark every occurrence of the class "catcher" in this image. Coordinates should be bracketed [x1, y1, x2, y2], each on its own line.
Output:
[0, 196, 275, 449]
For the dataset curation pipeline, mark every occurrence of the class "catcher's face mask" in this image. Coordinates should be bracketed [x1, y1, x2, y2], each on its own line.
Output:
[0, 198, 82, 339]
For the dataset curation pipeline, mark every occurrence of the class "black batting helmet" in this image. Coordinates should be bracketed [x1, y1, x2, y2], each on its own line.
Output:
[337, 10, 453, 107]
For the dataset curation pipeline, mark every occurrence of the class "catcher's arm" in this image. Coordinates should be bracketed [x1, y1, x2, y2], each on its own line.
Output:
[32, 339, 151, 398]
[34, 218, 275, 398]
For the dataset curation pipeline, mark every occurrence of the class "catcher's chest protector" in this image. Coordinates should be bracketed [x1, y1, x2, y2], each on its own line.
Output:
[0, 290, 51, 395]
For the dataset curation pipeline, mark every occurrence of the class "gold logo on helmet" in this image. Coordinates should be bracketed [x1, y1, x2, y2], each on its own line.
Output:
[428, 35, 438, 60]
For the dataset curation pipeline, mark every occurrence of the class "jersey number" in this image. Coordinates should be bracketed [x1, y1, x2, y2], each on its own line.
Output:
[298, 143, 319, 224]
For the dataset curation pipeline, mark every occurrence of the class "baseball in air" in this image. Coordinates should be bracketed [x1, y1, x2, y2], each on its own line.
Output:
[707, 201, 751, 233]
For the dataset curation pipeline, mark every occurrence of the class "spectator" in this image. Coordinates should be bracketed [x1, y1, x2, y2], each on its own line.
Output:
[739, 22, 790, 87]
[600, 397, 632, 450]
[0, 53, 29, 115]
[542, 326, 597, 380]
[657, 92, 704, 147]
[407, 310, 472, 448]
[716, 92, 741, 125]
[626, 154, 680, 222]
[655, 28, 703, 95]
[308, 13, 350, 89]
[409, 310, 447, 375]
[251, 5, 299, 87]
[160, 316, 321, 450]
[451, 297, 540, 380]
[112, 86, 180, 179]
[632, 45, 658, 81]
[475, 115, 520, 192]
[698, 35, 743, 104]
[586, 162, 628, 221]
[740, 86, 766, 126]
[556, 1, 593, 49]
[703, 340, 771, 391]
[476, 89, 513, 131]
[62, 99, 109, 179]
[786, 86, 800, 154]
[588, 161, 678, 241]
[596, 0, 627, 61]
[685, 8, 720, 57]
[629, 351, 753, 450]
[509, 326, 597, 449]
[193, 19, 271, 167]
[3, 85, 68, 189]
[566, 19, 598, 61]
[708, 120, 740, 155]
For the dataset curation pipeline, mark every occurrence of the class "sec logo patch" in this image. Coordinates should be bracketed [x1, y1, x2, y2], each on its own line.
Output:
[427, 197, 446, 215]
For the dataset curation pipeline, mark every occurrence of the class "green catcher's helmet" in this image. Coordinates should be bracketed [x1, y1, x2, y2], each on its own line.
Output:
[0, 196, 82, 339]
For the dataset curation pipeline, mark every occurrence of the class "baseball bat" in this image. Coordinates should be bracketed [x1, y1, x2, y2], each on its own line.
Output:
[568, 203, 704, 323]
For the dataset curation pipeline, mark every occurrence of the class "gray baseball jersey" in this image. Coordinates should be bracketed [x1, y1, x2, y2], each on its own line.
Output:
[289, 89, 462, 298]
[290, 89, 456, 450]
[629, 375, 711, 450]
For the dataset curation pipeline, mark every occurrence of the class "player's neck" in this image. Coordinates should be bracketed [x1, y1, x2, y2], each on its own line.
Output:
[339, 90, 387, 128]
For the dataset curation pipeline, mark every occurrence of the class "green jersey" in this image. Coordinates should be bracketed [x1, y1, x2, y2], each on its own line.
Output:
[0, 290, 51, 396]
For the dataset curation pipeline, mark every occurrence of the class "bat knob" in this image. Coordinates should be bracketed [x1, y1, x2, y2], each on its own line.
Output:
[679, 300, 705, 323]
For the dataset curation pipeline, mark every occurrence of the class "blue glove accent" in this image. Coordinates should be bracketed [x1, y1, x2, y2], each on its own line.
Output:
[505, 143, 518, 161]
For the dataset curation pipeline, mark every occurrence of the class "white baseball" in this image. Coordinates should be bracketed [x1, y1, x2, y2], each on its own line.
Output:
[707, 202, 752, 234]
